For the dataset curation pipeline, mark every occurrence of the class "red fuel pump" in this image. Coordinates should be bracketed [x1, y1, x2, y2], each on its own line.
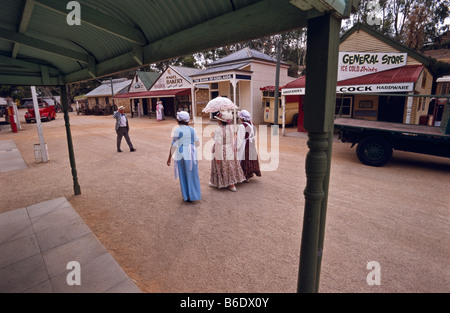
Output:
[7, 106, 18, 133]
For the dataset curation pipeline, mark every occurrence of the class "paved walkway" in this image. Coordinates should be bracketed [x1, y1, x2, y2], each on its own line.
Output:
[0, 140, 140, 293]
[0, 140, 27, 173]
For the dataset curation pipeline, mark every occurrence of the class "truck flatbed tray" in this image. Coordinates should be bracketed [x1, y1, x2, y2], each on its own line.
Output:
[334, 118, 449, 138]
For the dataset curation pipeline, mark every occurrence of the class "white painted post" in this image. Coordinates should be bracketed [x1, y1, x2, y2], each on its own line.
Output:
[405, 92, 413, 124]
[31, 86, 48, 163]
[12, 101, 21, 130]
[282, 95, 286, 136]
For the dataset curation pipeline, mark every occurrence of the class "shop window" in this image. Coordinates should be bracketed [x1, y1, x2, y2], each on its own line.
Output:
[442, 82, 449, 95]
[262, 90, 275, 97]
[421, 73, 427, 88]
[335, 96, 352, 117]
[359, 100, 373, 108]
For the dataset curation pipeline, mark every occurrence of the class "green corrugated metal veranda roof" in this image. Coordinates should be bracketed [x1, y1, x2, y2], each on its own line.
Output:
[0, 0, 353, 86]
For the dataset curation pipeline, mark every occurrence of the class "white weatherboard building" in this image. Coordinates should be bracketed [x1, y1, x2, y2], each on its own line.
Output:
[191, 48, 295, 124]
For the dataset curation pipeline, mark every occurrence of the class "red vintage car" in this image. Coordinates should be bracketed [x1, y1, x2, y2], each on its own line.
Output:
[24, 99, 56, 123]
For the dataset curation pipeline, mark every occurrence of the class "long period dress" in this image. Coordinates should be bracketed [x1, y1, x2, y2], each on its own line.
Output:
[210, 124, 246, 188]
[236, 121, 261, 180]
[171, 125, 201, 201]
[156, 102, 164, 121]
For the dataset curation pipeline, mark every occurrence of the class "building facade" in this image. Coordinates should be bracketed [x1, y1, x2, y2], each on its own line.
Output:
[114, 66, 208, 118]
[279, 23, 435, 131]
[191, 48, 295, 124]
[85, 78, 131, 114]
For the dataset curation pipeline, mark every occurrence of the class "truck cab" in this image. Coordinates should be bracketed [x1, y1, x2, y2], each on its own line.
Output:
[24, 99, 56, 123]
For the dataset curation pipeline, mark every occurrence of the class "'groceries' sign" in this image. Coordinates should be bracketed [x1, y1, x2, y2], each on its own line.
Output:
[338, 52, 407, 81]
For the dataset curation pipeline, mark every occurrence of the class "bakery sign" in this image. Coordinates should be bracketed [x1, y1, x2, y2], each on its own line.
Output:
[151, 68, 190, 90]
[338, 52, 407, 81]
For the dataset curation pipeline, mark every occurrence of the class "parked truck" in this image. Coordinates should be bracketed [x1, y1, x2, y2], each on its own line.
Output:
[334, 102, 450, 167]
[24, 98, 56, 123]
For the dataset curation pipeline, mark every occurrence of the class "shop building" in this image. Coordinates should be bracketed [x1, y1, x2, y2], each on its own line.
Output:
[191, 48, 295, 124]
[147, 65, 206, 118]
[115, 66, 206, 118]
[276, 23, 434, 131]
[85, 78, 131, 114]
[126, 71, 160, 117]
[430, 76, 450, 127]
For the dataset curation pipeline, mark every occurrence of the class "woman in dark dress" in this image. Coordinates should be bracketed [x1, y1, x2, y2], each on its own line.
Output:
[236, 110, 261, 182]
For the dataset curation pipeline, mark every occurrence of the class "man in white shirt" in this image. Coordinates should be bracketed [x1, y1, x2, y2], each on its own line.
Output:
[113, 106, 136, 152]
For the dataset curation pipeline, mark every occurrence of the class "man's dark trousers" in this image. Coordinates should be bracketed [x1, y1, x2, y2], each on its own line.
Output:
[116, 127, 134, 151]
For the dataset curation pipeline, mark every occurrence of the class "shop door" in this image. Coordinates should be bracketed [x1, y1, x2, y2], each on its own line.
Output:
[142, 98, 148, 115]
[163, 98, 175, 117]
[151, 98, 157, 113]
[211, 91, 219, 119]
[297, 96, 305, 132]
[433, 101, 445, 126]
[378, 95, 405, 123]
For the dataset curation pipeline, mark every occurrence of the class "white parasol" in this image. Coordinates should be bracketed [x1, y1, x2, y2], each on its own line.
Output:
[202, 96, 237, 113]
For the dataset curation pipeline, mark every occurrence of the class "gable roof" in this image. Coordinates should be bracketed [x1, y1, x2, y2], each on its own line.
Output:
[192, 62, 253, 77]
[208, 47, 288, 67]
[341, 23, 431, 67]
[136, 71, 160, 90]
[170, 66, 203, 83]
[85, 79, 131, 97]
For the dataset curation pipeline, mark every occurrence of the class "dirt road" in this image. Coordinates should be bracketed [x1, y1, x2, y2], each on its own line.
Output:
[1, 109, 449, 292]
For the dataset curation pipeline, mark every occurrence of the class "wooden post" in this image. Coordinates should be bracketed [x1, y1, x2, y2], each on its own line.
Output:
[297, 13, 341, 293]
[60, 85, 81, 195]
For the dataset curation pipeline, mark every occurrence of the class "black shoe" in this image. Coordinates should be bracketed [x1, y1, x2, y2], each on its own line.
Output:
[130, 148, 136, 152]
[117, 149, 122, 152]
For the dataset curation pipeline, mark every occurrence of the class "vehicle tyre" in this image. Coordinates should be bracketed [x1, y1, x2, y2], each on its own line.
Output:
[292, 113, 298, 127]
[356, 136, 393, 167]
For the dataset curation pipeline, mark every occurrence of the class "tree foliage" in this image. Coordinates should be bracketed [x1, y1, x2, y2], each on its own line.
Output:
[343, 0, 450, 51]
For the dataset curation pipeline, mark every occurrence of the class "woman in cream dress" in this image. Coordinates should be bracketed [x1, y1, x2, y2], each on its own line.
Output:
[209, 111, 245, 191]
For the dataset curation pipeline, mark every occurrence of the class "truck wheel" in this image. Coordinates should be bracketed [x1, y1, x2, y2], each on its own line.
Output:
[356, 136, 393, 167]
[292, 113, 298, 127]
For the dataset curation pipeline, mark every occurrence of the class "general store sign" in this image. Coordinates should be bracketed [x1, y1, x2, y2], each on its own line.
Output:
[338, 52, 407, 81]
[151, 68, 191, 91]
[282, 82, 414, 95]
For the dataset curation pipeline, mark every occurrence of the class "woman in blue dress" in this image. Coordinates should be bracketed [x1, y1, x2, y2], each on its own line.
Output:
[167, 111, 201, 202]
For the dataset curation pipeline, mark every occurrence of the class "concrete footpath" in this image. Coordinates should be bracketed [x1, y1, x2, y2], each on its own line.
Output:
[0, 197, 141, 293]
[0, 141, 140, 293]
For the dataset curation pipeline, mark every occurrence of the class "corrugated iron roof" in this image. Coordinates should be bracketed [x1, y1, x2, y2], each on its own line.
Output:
[193, 61, 252, 77]
[114, 87, 190, 99]
[85, 79, 132, 97]
[209, 47, 279, 66]
[170, 65, 204, 82]
[136, 71, 161, 90]
[0, 0, 353, 86]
